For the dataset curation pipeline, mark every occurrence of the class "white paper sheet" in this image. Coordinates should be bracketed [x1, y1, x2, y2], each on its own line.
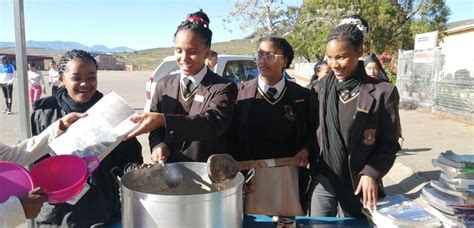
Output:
[49, 91, 139, 160]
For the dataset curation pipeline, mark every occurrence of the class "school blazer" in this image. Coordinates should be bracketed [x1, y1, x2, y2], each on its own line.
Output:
[148, 69, 238, 162]
[309, 70, 401, 190]
[229, 78, 309, 161]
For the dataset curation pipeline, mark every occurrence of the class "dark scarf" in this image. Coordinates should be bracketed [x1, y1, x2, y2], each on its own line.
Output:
[321, 62, 363, 179]
[55, 88, 103, 113]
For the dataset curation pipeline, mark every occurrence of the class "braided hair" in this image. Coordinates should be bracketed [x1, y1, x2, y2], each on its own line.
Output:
[258, 36, 294, 69]
[58, 49, 97, 75]
[314, 60, 328, 72]
[174, 10, 212, 47]
[210, 50, 218, 58]
[327, 15, 368, 50]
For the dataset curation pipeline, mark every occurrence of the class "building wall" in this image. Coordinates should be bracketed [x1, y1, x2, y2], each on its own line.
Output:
[96, 55, 116, 70]
[294, 63, 313, 79]
[0, 53, 53, 70]
[125, 64, 138, 71]
[95, 55, 125, 70]
[439, 28, 474, 78]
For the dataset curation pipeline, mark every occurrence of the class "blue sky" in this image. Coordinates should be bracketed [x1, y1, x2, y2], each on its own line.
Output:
[0, 0, 472, 51]
[445, 0, 474, 22]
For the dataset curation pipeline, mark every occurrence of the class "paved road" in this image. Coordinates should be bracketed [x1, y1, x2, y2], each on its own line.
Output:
[1, 71, 473, 198]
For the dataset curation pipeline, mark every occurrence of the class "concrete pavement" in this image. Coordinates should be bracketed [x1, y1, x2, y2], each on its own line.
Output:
[1, 71, 473, 200]
[383, 109, 473, 198]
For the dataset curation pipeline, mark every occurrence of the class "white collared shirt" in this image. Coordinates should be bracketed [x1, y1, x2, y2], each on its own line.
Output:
[49, 69, 60, 86]
[180, 65, 207, 92]
[257, 73, 286, 98]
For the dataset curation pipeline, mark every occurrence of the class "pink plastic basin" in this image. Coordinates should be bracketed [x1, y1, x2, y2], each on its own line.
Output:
[30, 155, 99, 203]
[0, 161, 35, 203]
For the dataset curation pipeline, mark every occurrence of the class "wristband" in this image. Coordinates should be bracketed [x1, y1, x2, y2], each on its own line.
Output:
[264, 159, 275, 167]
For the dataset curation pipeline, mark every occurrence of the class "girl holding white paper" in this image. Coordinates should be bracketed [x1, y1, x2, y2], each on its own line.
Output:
[30, 49, 143, 227]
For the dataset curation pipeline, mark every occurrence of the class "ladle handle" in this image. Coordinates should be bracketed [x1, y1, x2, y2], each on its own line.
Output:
[238, 156, 299, 170]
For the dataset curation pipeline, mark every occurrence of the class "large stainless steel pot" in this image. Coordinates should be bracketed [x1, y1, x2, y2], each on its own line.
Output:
[120, 162, 244, 228]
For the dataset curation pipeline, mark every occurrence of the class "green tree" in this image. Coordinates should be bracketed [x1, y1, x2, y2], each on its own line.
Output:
[287, 1, 357, 61]
[360, 0, 450, 52]
[405, 0, 451, 48]
[287, 0, 450, 61]
[224, 0, 288, 37]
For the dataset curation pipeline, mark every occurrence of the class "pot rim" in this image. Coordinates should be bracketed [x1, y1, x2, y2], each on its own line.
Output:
[120, 162, 244, 201]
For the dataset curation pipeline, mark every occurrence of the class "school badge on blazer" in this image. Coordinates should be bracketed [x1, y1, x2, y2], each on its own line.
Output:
[363, 129, 376, 145]
[284, 105, 296, 121]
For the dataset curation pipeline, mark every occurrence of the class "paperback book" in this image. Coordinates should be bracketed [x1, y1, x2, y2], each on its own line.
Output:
[431, 180, 474, 200]
[438, 150, 474, 169]
[432, 159, 474, 179]
[418, 198, 473, 227]
[440, 173, 474, 190]
[369, 194, 440, 227]
[421, 187, 474, 215]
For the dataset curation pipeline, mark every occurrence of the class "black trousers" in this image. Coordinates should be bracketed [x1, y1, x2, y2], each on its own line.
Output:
[1, 84, 13, 99]
[1, 84, 13, 110]
[308, 173, 365, 218]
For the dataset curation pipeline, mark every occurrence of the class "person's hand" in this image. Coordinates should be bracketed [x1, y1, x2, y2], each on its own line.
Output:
[244, 180, 255, 194]
[151, 146, 169, 163]
[19, 187, 47, 219]
[254, 160, 267, 168]
[58, 112, 87, 133]
[355, 175, 378, 212]
[125, 113, 165, 140]
[294, 148, 309, 167]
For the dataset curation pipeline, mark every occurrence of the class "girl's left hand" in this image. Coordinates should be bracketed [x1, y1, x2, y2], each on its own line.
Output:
[243, 180, 255, 194]
[294, 148, 309, 167]
[354, 175, 378, 212]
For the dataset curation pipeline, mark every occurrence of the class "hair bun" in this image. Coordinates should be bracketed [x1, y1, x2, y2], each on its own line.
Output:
[175, 10, 212, 47]
[338, 17, 367, 35]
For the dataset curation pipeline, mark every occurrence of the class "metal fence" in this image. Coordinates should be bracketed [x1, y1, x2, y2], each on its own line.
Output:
[396, 48, 474, 121]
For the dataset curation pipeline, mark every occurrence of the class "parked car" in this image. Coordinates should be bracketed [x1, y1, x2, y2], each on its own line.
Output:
[144, 55, 258, 112]
[283, 71, 296, 82]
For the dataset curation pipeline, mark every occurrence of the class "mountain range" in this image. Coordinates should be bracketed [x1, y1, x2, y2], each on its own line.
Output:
[0, 41, 135, 53]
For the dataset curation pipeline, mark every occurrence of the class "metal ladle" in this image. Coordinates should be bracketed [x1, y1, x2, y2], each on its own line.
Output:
[206, 154, 300, 184]
[159, 160, 184, 189]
